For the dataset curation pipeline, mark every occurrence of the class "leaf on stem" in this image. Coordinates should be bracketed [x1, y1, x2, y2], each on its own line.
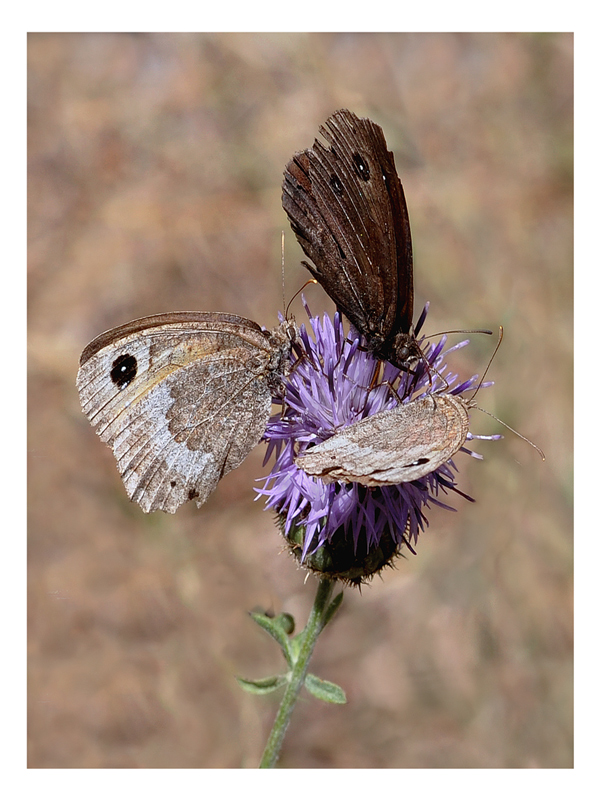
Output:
[304, 673, 347, 704]
[249, 611, 295, 666]
[236, 675, 288, 695]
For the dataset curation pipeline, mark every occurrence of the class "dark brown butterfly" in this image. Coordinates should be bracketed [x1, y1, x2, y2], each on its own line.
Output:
[283, 108, 420, 371]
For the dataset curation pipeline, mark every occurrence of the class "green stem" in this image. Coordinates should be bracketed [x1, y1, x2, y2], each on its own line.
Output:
[259, 577, 336, 768]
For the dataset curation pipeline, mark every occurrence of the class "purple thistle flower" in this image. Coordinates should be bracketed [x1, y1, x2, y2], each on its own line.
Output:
[257, 301, 498, 584]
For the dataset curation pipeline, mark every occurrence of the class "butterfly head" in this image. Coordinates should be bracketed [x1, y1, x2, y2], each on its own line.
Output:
[387, 332, 422, 372]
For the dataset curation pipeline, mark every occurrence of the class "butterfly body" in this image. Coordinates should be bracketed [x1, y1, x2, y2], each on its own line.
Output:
[77, 312, 296, 513]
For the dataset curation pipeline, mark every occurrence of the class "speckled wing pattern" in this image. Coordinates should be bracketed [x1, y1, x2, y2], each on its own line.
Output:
[77, 312, 295, 513]
[295, 394, 470, 486]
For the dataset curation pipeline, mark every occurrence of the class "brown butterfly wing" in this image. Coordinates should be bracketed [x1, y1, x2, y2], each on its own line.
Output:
[77, 312, 294, 513]
[282, 109, 413, 360]
[295, 395, 469, 486]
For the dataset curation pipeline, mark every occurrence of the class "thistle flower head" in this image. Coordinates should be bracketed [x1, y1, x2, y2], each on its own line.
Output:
[258, 302, 497, 584]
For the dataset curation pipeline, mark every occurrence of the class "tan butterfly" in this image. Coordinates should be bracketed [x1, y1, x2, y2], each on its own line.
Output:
[77, 312, 296, 513]
[294, 393, 471, 485]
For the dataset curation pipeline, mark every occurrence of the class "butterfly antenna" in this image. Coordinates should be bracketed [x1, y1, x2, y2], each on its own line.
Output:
[419, 329, 493, 392]
[473, 406, 545, 460]
[469, 327, 545, 460]
[285, 279, 318, 320]
[422, 328, 494, 340]
[469, 326, 504, 402]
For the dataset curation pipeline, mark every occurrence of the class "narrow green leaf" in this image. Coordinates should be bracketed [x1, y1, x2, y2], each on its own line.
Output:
[249, 612, 294, 666]
[304, 673, 347, 704]
[236, 674, 288, 695]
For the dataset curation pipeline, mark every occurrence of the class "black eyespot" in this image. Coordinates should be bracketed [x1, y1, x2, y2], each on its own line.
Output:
[188, 487, 199, 500]
[330, 174, 344, 195]
[110, 353, 137, 388]
[353, 152, 370, 181]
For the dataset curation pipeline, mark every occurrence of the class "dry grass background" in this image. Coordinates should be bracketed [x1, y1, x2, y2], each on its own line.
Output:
[27, 33, 572, 769]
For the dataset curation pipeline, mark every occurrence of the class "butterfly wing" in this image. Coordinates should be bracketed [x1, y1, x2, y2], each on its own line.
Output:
[77, 312, 293, 513]
[295, 395, 469, 485]
[283, 109, 413, 356]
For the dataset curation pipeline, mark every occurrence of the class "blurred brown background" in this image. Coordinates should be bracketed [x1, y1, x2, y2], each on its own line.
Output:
[28, 33, 572, 768]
